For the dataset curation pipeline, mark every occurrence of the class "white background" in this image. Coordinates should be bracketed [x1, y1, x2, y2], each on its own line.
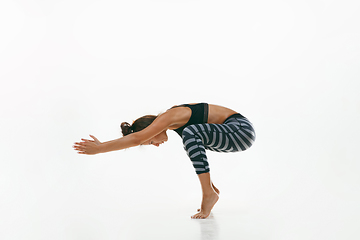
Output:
[1, 0, 359, 239]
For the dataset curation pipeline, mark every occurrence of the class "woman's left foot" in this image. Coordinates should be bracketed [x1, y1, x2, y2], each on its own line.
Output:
[192, 191, 219, 219]
[197, 183, 220, 212]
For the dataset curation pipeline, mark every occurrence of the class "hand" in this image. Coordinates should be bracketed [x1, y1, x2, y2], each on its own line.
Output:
[73, 135, 102, 155]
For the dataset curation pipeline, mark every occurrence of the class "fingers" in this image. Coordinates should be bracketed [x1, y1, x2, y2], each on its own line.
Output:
[73, 135, 100, 155]
[74, 142, 89, 146]
[73, 145, 84, 153]
[73, 141, 88, 153]
[89, 135, 101, 145]
[73, 138, 98, 155]
[89, 135, 98, 141]
[73, 144, 83, 150]
[74, 135, 98, 145]
[74, 147, 87, 154]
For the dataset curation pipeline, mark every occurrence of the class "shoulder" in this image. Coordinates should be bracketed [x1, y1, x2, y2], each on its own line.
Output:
[163, 106, 189, 120]
[160, 106, 192, 129]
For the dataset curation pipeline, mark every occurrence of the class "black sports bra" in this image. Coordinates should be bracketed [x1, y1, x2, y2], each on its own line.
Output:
[171, 103, 209, 137]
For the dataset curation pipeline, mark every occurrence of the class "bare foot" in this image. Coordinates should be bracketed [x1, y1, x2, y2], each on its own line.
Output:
[192, 191, 219, 219]
[197, 183, 219, 212]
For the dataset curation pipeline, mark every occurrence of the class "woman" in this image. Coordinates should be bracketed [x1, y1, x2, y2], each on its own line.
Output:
[73, 103, 256, 219]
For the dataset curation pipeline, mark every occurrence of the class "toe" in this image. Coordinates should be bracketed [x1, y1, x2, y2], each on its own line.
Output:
[191, 213, 200, 219]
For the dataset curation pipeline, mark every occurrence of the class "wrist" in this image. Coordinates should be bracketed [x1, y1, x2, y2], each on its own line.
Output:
[96, 143, 104, 154]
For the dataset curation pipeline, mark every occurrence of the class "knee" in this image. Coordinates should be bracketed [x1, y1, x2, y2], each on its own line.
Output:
[181, 126, 197, 142]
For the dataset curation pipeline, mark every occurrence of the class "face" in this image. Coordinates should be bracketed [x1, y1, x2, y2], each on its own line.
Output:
[144, 131, 168, 147]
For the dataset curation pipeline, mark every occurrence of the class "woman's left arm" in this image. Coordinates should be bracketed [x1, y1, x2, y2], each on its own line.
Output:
[73, 134, 141, 155]
[73, 110, 177, 155]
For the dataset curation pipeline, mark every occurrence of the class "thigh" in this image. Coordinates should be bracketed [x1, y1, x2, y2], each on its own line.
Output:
[183, 117, 255, 153]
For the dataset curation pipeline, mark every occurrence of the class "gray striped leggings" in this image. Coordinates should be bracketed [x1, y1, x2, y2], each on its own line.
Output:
[182, 114, 256, 174]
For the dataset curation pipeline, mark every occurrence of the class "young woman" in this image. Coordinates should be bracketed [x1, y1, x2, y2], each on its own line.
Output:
[73, 103, 256, 219]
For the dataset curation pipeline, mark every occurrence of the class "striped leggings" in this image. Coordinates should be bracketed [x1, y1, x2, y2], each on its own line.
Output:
[182, 114, 256, 174]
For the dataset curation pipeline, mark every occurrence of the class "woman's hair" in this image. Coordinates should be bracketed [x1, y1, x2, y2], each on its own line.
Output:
[121, 115, 157, 136]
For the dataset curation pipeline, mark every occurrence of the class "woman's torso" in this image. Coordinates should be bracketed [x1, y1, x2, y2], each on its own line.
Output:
[167, 103, 238, 131]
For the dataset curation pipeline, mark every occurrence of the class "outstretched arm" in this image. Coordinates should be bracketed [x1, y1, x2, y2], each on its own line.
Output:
[73, 134, 140, 155]
[73, 110, 177, 155]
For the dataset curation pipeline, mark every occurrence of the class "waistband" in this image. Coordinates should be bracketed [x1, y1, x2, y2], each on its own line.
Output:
[224, 113, 245, 122]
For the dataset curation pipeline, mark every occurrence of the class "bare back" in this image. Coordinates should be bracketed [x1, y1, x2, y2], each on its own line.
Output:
[167, 103, 238, 130]
[208, 104, 238, 124]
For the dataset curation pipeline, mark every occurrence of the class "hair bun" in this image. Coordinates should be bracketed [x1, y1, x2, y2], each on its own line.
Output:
[120, 122, 133, 136]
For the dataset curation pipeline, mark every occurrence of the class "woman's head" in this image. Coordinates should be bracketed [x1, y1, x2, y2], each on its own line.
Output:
[121, 115, 157, 136]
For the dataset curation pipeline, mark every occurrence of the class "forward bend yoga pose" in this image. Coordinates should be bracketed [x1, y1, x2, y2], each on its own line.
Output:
[73, 103, 256, 219]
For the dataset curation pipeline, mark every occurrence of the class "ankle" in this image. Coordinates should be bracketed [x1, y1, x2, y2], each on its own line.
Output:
[202, 190, 217, 197]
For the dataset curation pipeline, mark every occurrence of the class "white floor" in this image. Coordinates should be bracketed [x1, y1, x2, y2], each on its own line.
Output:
[2, 187, 359, 240]
[1, 142, 359, 240]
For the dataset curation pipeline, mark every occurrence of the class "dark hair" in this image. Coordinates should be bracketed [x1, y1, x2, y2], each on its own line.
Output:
[121, 115, 157, 136]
